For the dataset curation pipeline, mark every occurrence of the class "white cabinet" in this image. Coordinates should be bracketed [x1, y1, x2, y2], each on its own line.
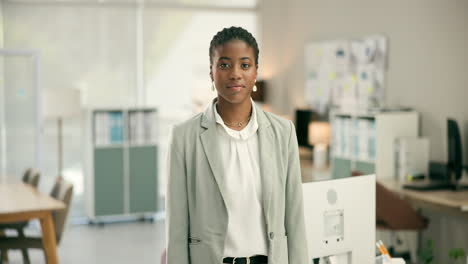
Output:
[331, 111, 419, 179]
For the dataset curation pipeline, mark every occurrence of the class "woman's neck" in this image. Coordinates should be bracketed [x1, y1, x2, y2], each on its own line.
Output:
[216, 97, 252, 130]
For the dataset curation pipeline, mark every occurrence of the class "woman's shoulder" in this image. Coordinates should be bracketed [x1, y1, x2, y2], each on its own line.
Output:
[260, 110, 294, 131]
[172, 112, 204, 135]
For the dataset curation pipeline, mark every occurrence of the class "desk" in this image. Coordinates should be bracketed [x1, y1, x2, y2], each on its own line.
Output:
[0, 182, 65, 264]
[378, 178, 468, 219]
[300, 158, 331, 183]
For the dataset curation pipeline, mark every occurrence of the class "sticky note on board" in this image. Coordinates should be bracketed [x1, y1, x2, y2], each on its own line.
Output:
[329, 72, 336, 80]
[367, 86, 374, 93]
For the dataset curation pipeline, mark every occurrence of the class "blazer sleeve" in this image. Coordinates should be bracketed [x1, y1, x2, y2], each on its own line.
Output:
[166, 126, 190, 264]
[285, 121, 309, 264]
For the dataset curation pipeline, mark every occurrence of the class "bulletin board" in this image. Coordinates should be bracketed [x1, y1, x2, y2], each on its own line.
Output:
[304, 35, 388, 114]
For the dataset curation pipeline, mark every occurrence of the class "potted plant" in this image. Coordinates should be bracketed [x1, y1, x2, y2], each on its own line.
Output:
[448, 248, 466, 264]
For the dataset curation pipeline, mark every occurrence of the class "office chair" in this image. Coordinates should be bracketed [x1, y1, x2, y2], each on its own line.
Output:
[352, 171, 428, 263]
[22, 168, 41, 188]
[0, 176, 73, 264]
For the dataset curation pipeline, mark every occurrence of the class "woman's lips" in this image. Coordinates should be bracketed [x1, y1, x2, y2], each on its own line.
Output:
[226, 84, 244, 92]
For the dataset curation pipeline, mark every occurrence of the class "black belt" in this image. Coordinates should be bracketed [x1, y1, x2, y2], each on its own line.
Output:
[223, 255, 268, 264]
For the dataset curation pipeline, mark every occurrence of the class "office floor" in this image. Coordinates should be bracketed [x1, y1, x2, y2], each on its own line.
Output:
[4, 220, 166, 264]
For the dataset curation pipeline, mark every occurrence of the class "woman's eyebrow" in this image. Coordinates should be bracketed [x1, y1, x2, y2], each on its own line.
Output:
[219, 56, 231, 61]
[240, 57, 252, 61]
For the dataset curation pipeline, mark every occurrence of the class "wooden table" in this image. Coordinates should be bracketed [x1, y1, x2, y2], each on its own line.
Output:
[0, 182, 65, 264]
[378, 178, 468, 219]
[300, 157, 331, 183]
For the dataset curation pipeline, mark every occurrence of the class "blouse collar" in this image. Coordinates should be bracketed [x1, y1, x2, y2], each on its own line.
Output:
[213, 98, 259, 140]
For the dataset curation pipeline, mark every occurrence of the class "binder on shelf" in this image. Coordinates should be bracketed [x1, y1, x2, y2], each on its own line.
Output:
[352, 119, 360, 159]
[332, 118, 341, 157]
[342, 118, 351, 158]
[357, 118, 372, 161]
[128, 111, 137, 144]
[144, 111, 156, 144]
[127, 109, 157, 145]
[94, 112, 110, 146]
[109, 112, 123, 144]
[332, 116, 352, 159]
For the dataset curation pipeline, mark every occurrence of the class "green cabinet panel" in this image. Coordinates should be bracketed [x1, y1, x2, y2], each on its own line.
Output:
[356, 161, 375, 175]
[332, 158, 352, 179]
[129, 146, 158, 213]
[94, 147, 125, 216]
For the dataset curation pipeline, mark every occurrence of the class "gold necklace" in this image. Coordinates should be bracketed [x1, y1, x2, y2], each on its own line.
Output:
[223, 116, 252, 128]
[222, 107, 253, 128]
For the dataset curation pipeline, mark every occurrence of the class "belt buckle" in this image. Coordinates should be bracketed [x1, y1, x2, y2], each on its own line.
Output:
[232, 257, 250, 264]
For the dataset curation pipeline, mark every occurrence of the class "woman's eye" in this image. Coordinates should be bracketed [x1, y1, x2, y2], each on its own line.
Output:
[219, 63, 230, 69]
[241, 64, 250, 69]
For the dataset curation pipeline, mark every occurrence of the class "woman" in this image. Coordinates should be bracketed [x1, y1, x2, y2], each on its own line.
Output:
[166, 26, 308, 264]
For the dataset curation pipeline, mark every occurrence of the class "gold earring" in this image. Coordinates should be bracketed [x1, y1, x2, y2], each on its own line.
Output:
[253, 80, 257, 92]
[211, 81, 216, 91]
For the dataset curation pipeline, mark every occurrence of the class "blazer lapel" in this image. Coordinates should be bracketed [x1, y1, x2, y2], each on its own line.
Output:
[200, 103, 228, 208]
[256, 104, 274, 223]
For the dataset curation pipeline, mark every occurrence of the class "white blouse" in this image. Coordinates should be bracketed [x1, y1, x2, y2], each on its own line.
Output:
[213, 100, 268, 257]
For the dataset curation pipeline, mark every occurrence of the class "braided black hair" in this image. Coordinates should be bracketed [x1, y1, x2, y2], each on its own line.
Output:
[209, 26, 259, 65]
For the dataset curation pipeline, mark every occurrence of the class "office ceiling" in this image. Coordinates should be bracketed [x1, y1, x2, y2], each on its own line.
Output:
[4, 0, 258, 8]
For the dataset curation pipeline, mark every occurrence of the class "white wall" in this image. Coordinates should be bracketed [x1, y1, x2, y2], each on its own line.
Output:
[259, 0, 468, 165]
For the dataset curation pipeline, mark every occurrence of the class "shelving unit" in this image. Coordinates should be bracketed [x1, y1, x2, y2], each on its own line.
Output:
[330, 110, 419, 179]
[84, 108, 158, 222]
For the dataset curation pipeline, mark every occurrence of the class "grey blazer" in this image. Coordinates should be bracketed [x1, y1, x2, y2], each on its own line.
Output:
[166, 101, 309, 264]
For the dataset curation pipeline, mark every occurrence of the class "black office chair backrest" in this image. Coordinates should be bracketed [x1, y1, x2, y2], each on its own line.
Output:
[22, 168, 40, 188]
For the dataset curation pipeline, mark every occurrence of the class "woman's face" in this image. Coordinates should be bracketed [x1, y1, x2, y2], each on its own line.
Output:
[210, 40, 258, 105]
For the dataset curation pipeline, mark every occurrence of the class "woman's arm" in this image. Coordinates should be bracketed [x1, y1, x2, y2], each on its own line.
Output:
[166, 126, 190, 264]
[285, 121, 309, 263]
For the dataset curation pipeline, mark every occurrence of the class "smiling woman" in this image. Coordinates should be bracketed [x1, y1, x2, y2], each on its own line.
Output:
[165, 27, 309, 264]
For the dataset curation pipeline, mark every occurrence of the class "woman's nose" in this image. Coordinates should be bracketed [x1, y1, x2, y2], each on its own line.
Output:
[229, 67, 242, 80]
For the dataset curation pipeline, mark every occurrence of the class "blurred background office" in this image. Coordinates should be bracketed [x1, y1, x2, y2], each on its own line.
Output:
[0, 0, 467, 263]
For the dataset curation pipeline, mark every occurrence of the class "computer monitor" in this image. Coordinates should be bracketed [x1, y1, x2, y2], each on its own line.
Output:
[302, 175, 376, 264]
[447, 119, 463, 183]
[403, 119, 467, 191]
[295, 109, 318, 148]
